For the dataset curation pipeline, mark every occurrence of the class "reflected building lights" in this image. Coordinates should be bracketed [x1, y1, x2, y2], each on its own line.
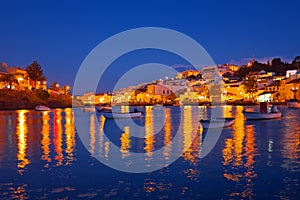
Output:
[89, 114, 95, 156]
[120, 126, 131, 158]
[163, 108, 172, 162]
[99, 115, 105, 157]
[53, 109, 63, 165]
[41, 111, 51, 164]
[65, 108, 75, 164]
[182, 106, 194, 162]
[222, 106, 257, 199]
[16, 110, 30, 174]
[144, 106, 155, 160]
[104, 141, 109, 159]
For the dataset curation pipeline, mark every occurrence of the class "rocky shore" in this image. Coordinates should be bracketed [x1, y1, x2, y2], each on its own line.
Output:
[0, 90, 72, 110]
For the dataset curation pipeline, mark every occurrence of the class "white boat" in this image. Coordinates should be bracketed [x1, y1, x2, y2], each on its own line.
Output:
[243, 111, 281, 120]
[35, 105, 51, 111]
[96, 105, 112, 113]
[288, 99, 300, 108]
[103, 111, 142, 119]
[200, 118, 235, 129]
[82, 107, 95, 112]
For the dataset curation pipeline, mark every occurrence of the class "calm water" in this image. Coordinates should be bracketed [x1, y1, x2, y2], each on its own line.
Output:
[0, 106, 299, 199]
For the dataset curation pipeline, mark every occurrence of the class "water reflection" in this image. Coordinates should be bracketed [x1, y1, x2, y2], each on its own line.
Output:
[16, 110, 30, 174]
[120, 126, 131, 158]
[98, 115, 105, 158]
[279, 111, 300, 198]
[222, 106, 257, 199]
[2, 106, 300, 199]
[65, 108, 75, 164]
[41, 111, 51, 165]
[144, 106, 155, 160]
[53, 109, 63, 166]
[163, 108, 172, 163]
[182, 106, 193, 162]
[89, 114, 95, 156]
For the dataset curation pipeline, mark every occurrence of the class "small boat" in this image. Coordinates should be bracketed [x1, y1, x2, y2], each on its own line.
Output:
[96, 106, 112, 113]
[288, 99, 300, 108]
[243, 111, 282, 120]
[200, 118, 235, 129]
[35, 105, 51, 111]
[244, 102, 282, 120]
[82, 107, 95, 112]
[102, 111, 142, 119]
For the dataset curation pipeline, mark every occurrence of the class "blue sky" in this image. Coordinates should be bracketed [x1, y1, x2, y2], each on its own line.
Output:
[0, 0, 299, 92]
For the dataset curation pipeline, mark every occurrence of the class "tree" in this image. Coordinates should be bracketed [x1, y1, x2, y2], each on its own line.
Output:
[243, 77, 257, 100]
[0, 74, 18, 90]
[26, 60, 46, 89]
[292, 56, 300, 69]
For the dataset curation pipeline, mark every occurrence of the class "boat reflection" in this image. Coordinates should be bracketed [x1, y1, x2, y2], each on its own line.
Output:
[16, 110, 30, 174]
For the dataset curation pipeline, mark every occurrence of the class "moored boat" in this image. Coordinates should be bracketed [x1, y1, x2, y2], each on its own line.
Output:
[243, 111, 282, 120]
[35, 105, 51, 111]
[243, 102, 282, 120]
[96, 104, 112, 113]
[102, 111, 142, 119]
[200, 118, 235, 129]
[288, 99, 300, 108]
[82, 107, 95, 112]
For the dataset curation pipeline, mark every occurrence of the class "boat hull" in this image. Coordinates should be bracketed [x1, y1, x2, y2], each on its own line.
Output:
[82, 107, 95, 112]
[103, 112, 142, 119]
[244, 111, 281, 120]
[200, 118, 235, 129]
[288, 102, 300, 108]
[35, 105, 51, 111]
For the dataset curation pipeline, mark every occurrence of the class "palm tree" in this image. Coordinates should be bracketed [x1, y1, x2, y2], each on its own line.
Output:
[0, 74, 18, 89]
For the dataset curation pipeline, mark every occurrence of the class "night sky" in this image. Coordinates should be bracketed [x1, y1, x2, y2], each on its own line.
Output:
[0, 0, 299, 92]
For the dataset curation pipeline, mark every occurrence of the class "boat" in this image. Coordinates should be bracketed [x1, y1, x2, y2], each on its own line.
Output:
[200, 118, 235, 129]
[35, 105, 51, 111]
[288, 99, 300, 108]
[243, 102, 281, 120]
[82, 107, 95, 112]
[102, 111, 142, 119]
[96, 104, 112, 113]
[243, 111, 282, 120]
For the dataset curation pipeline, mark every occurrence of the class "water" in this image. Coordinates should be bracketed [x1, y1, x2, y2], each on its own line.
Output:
[0, 106, 299, 199]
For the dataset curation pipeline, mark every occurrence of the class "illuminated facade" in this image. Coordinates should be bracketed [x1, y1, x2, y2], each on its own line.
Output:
[0, 62, 46, 90]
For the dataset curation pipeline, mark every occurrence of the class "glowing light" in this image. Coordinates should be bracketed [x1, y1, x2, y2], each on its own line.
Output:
[120, 126, 131, 158]
[65, 108, 75, 164]
[16, 110, 30, 174]
[89, 114, 95, 155]
[163, 108, 172, 162]
[41, 111, 51, 164]
[53, 109, 63, 165]
[144, 106, 155, 160]
[182, 106, 194, 162]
